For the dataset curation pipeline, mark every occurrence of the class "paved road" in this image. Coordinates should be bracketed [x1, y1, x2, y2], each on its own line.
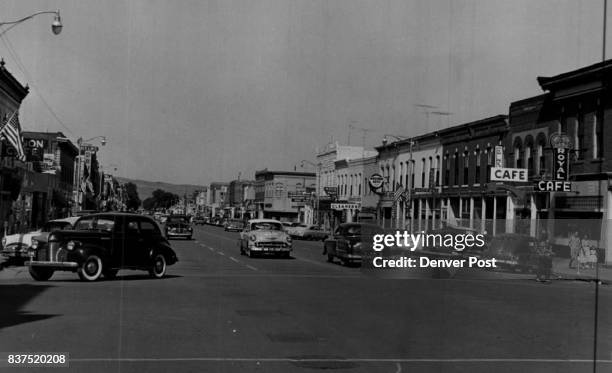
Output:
[1, 225, 611, 372]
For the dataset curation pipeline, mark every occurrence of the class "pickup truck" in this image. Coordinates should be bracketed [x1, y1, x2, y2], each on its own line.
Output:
[26, 212, 178, 282]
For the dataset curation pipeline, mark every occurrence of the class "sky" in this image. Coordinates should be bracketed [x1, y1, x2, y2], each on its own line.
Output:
[0, 0, 610, 186]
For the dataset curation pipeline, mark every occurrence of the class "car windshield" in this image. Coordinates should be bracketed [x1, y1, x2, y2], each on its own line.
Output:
[75, 217, 115, 232]
[251, 222, 283, 231]
[167, 217, 189, 224]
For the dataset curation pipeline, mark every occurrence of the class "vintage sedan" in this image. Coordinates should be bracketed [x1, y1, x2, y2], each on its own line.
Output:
[26, 213, 178, 282]
[324, 223, 383, 266]
[298, 225, 330, 241]
[238, 219, 292, 258]
[1, 217, 79, 265]
[165, 215, 193, 240]
[224, 219, 244, 232]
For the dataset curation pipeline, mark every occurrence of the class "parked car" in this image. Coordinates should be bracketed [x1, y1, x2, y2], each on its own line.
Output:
[286, 223, 308, 238]
[300, 225, 330, 241]
[480, 233, 539, 273]
[238, 219, 292, 258]
[324, 223, 383, 266]
[224, 219, 244, 232]
[1, 217, 79, 265]
[193, 217, 206, 225]
[26, 213, 178, 282]
[165, 215, 193, 240]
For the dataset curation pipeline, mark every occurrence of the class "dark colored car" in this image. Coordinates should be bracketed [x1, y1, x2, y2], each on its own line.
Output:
[165, 215, 193, 240]
[324, 223, 383, 266]
[25, 213, 178, 282]
[224, 219, 244, 232]
[481, 233, 539, 273]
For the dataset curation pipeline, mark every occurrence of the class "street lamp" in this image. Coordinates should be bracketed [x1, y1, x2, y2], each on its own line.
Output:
[0, 10, 63, 37]
[300, 160, 322, 225]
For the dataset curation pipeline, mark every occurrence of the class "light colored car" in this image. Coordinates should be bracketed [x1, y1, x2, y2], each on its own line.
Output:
[300, 225, 330, 241]
[1, 217, 79, 264]
[287, 223, 308, 238]
[239, 219, 292, 258]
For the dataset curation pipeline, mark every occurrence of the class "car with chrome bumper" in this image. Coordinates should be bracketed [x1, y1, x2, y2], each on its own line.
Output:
[165, 215, 193, 240]
[25, 212, 178, 282]
[324, 223, 383, 266]
[238, 219, 292, 258]
[1, 217, 79, 265]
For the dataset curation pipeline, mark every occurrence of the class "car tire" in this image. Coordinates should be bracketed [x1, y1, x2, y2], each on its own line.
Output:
[248, 248, 256, 258]
[321, 236, 328, 242]
[186, 236, 192, 240]
[78, 255, 103, 282]
[29, 266, 54, 281]
[327, 254, 334, 263]
[149, 253, 167, 278]
[103, 269, 118, 280]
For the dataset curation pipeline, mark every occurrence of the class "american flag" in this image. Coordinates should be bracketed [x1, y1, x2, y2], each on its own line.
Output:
[0, 111, 26, 161]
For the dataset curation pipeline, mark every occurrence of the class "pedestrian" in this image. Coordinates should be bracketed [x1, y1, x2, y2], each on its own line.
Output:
[535, 230, 553, 282]
[568, 231, 580, 269]
[577, 234, 591, 273]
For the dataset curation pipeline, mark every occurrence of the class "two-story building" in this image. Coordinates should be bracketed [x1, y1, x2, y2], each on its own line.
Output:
[254, 169, 315, 222]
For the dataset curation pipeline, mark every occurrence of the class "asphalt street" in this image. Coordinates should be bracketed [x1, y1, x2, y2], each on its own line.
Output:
[1, 224, 611, 373]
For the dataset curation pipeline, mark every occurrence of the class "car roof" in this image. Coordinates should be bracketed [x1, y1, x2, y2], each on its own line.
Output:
[50, 217, 80, 225]
[248, 219, 283, 224]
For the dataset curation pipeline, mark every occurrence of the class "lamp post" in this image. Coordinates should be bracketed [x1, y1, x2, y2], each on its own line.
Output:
[74, 136, 106, 213]
[300, 160, 322, 225]
[0, 10, 62, 37]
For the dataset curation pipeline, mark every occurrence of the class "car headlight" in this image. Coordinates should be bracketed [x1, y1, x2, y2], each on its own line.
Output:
[286, 235, 292, 243]
[249, 235, 257, 242]
[31, 240, 39, 250]
[66, 241, 76, 251]
[1, 237, 5, 248]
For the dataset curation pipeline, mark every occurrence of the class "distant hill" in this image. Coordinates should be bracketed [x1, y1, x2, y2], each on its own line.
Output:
[116, 177, 207, 200]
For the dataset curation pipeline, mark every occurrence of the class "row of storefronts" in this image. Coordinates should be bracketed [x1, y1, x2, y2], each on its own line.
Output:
[308, 59, 611, 264]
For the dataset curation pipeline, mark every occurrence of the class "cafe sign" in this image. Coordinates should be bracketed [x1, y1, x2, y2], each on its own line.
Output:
[490, 167, 528, 182]
[535, 180, 571, 192]
[550, 133, 572, 181]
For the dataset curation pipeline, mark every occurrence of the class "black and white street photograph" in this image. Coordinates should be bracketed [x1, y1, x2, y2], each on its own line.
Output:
[1, 1, 612, 372]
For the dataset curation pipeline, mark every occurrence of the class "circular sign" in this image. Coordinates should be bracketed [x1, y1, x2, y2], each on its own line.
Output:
[368, 173, 385, 189]
[550, 133, 573, 149]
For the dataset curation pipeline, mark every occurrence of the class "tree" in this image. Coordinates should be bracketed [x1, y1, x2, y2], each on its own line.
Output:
[142, 189, 179, 211]
[124, 182, 141, 211]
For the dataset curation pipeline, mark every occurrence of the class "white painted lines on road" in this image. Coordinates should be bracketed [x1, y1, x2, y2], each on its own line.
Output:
[203, 243, 258, 272]
[229, 257, 239, 263]
[245, 265, 258, 271]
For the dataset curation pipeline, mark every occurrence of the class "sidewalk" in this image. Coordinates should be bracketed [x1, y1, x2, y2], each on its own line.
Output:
[552, 257, 612, 283]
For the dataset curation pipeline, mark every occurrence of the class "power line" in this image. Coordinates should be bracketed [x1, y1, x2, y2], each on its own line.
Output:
[0, 33, 74, 136]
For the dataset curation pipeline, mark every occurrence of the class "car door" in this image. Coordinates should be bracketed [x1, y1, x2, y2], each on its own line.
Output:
[123, 216, 145, 267]
[335, 225, 355, 258]
[138, 218, 162, 262]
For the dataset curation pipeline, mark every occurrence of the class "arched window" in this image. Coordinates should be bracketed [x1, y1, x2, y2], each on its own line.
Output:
[463, 151, 469, 185]
[454, 152, 459, 186]
[475, 149, 481, 184]
[421, 158, 426, 188]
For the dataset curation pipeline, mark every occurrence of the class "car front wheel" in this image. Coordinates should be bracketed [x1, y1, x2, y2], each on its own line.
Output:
[149, 253, 167, 278]
[78, 255, 103, 281]
[29, 266, 54, 281]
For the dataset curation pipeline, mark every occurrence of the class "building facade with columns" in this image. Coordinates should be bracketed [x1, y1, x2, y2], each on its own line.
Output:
[438, 115, 510, 235]
[506, 59, 612, 263]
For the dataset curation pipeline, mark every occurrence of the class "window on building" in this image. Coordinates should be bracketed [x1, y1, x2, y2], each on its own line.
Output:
[444, 155, 450, 186]
[576, 112, 584, 159]
[594, 107, 603, 159]
[411, 161, 415, 189]
[475, 150, 481, 184]
[538, 141, 546, 175]
[454, 152, 459, 185]
[526, 146, 533, 175]
[421, 158, 426, 188]
[435, 156, 440, 186]
[463, 151, 469, 185]
[486, 147, 492, 182]
[515, 144, 523, 168]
